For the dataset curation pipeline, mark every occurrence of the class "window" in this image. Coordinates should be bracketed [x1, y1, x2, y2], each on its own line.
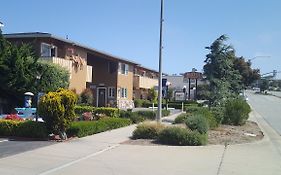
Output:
[119, 88, 127, 98]
[108, 61, 117, 74]
[86, 65, 92, 82]
[41, 43, 57, 57]
[108, 87, 115, 98]
[119, 63, 129, 75]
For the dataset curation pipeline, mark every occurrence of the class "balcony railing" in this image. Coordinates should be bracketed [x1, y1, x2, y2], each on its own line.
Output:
[134, 75, 158, 89]
[40, 57, 72, 78]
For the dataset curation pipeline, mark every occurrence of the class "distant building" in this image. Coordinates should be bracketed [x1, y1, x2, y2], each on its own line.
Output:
[164, 71, 205, 100]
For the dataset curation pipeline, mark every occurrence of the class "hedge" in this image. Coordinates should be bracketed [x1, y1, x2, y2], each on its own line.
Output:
[93, 107, 119, 118]
[75, 105, 95, 115]
[0, 120, 48, 138]
[67, 118, 132, 137]
[133, 99, 199, 109]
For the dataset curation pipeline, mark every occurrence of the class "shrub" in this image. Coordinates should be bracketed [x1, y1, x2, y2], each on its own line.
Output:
[82, 112, 93, 121]
[194, 108, 218, 129]
[184, 106, 201, 113]
[223, 98, 251, 125]
[75, 105, 95, 115]
[134, 99, 143, 108]
[0, 120, 20, 136]
[210, 107, 224, 125]
[0, 120, 47, 138]
[185, 115, 209, 134]
[174, 113, 190, 124]
[135, 110, 156, 120]
[78, 88, 94, 105]
[38, 88, 77, 135]
[93, 107, 119, 118]
[132, 122, 165, 139]
[158, 127, 207, 146]
[119, 110, 144, 123]
[67, 118, 131, 137]
[162, 109, 170, 116]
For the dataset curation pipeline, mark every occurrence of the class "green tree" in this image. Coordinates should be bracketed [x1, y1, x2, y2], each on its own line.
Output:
[259, 79, 269, 92]
[36, 61, 69, 93]
[0, 30, 70, 111]
[148, 87, 157, 103]
[203, 35, 242, 106]
[0, 30, 38, 108]
[196, 83, 210, 100]
[233, 57, 260, 87]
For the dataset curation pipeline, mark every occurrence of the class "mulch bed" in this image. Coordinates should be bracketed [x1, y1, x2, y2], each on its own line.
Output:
[122, 121, 264, 146]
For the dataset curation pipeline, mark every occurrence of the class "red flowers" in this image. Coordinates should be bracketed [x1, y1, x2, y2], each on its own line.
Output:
[4, 114, 23, 121]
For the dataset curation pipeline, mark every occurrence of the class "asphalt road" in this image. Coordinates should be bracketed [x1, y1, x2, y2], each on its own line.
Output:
[0, 138, 55, 158]
[247, 90, 281, 135]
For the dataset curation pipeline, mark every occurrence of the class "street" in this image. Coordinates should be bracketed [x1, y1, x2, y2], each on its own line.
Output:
[247, 90, 281, 135]
[0, 138, 55, 158]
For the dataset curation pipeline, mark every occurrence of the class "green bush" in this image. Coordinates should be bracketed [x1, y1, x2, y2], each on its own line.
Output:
[78, 88, 94, 105]
[0, 120, 47, 138]
[223, 98, 251, 125]
[0, 120, 20, 136]
[174, 113, 190, 124]
[162, 109, 170, 116]
[185, 115, 209, 134]
[135, 110, 156, 120]
[210, 107, 224, 125]
[134, 99, 143, 108]
[158, 127, 207, 146]
[119, 110, 144, 123]
[67, 118, 131, 137]
[132, 122, 165, 139]
[93, 107, 119, 118]
[75, 105, 95, 115]
[38, 88, 77, 135]
[185, 106, 218, 129]
[184, 106, 202, 113]
[194, 108, 218, 129]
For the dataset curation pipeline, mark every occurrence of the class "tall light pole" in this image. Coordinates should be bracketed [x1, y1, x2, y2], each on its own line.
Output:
[157, 0, 164, 122]
[248, 55, 270, 62]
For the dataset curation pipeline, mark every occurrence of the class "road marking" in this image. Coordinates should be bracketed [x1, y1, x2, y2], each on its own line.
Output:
[38, 144, 119, 175]
[0, 139, 9, 143]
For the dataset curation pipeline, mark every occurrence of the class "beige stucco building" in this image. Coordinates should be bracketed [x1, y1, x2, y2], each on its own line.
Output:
[4, 32, 159, 109]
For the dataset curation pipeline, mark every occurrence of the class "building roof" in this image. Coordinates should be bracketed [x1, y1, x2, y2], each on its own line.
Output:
[4, 32, 141, 65]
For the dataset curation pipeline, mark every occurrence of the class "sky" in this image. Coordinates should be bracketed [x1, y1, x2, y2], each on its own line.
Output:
[1, 0, 281, 78]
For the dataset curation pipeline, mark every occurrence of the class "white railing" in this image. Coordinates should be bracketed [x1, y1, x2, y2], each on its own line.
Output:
[134, 76, 158, 89]
[40, 57, 72, 78]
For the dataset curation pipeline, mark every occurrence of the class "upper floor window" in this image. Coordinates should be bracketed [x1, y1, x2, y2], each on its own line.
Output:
[41, 43, 57, 57]
[108, 61, 117, 74]
[119, 63, 129, 75]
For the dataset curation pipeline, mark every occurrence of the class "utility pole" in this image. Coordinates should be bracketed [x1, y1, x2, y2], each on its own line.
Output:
[157, 0, 164, 122]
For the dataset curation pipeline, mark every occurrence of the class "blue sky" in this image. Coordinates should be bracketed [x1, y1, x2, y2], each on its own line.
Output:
[1, 0, 281, 78]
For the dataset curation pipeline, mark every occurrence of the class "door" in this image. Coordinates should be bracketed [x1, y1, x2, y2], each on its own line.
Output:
[97, 88, 106, 107]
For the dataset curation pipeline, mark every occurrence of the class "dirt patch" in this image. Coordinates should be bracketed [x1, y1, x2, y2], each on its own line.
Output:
[208, 121, 264, 145]
[122, 121, 263, 146]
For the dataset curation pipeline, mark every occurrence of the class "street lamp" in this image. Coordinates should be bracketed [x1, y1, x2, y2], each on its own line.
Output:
[248, 55, 270, 62]
[157, 0, 164, 122]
